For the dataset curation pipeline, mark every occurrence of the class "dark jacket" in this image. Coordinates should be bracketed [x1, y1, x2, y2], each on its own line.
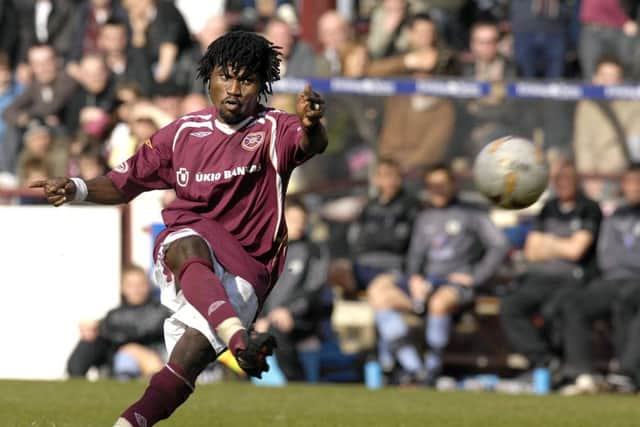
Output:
[2, 72, 76, 127]
[99, 298, 170, 347]
[350, 189, 420, 271]
[17, 0, 75, 62]
[263, 238, 330, 332]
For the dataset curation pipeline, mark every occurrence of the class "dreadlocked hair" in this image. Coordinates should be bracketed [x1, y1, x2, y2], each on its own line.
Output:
[197, 31, 282, 100]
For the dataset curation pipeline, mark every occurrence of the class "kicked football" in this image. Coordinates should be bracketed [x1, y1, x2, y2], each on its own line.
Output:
[473, 136, 549, 210]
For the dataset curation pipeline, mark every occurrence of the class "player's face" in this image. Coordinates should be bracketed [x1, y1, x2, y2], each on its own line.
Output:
[209, 65, 261, 124]
[425, 169, 456, 208]
[622, 170, 640, 205]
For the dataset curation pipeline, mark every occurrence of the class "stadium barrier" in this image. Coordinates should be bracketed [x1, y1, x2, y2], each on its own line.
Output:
[272, 77, 640, 100]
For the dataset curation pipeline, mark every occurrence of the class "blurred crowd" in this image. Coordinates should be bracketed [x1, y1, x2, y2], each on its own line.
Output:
[2, 0, 640, 393]
[1, 1, 640, 201]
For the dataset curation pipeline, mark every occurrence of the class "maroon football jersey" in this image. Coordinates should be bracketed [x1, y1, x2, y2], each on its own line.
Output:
[107, 105, 313, 274]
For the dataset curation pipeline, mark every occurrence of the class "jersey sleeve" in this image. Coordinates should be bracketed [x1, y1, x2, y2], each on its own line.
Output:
[106, 122, 176, 202]
[274, 112, 314, 174]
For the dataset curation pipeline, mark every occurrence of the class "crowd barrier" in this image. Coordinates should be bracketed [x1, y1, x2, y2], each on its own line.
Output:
[273, 77, 640, 100]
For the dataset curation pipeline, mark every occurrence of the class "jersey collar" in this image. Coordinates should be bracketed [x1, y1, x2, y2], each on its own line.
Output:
[214, 115, 255, 135]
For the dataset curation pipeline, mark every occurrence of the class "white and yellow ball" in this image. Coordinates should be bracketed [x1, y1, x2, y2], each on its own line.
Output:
[473, 136, 549, 209]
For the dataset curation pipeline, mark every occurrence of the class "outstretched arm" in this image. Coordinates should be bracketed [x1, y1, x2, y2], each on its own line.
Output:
[296, 84, 328, 155]
[29, 176, 128, 206]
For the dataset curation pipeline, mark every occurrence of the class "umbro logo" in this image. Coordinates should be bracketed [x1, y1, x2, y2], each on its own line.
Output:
[207, 301, 226, 316]
[134, 412, 148, 427]
[190, 131, 212, 138]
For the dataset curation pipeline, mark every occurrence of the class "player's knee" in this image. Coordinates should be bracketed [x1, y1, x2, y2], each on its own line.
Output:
[165, 236, 211, 272]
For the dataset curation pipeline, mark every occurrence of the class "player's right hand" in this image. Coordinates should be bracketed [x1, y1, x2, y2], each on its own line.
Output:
[29, 177, 76, 207]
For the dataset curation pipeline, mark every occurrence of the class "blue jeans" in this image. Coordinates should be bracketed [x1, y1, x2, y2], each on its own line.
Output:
[514, 31, 568, 78]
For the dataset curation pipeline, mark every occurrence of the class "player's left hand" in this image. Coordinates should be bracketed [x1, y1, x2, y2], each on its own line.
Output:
[448, 272, 473, 287]
[296, 83, 325, 129]
[29, 177, 76, 207]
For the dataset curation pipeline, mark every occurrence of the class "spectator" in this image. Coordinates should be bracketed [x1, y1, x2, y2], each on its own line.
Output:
[560, 163, 640, 394]
[367, 164, 507, 384]
[349, 158, 420, 291]
[254, 198, 331, 381]
[68, 0, 128, 64]
[370, 13, 458, 174]
[122, 0, 191, 85]
[2, 44, 76, 131]
[67, 264, 170, 379]
[579, 0, 639, 80]
[0, 0, 20, 66]
[510, 0, 572, 78]
[574, 56, 640, 199]
[16, 0, 75, 63]
[77, 144, 108, 181]
[18, 156, 49, 205]
[366, 0, 413, 59]
[459, 21, 520, 160]
[462, 21, 516, 81]
[94, 18, 154, 96]
[15, 118, 67, 179]
[317, 10, 351, 76]
[64, 53, 116, 136]
[179, 93, 209, 117]
[0, 52, 23, 173]
[500, 160, 602, 374]
[107, 100, 171, 167]
[175, 14, 228, 94]
[263, 17, 318, 78]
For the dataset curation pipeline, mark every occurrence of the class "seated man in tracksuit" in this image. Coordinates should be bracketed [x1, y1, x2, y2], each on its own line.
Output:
[367, 164, 508, 384]
[561, 163, 640, 393]
[255, 198, 331, 381]
[349, 157, 420, 290]
[500, 160, 602, 374]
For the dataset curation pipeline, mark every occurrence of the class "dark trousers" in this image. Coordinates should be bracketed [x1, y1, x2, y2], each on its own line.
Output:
[67, 337, 113, 377]
[615, 283, 640, 380]
[562, 279, 640, 376]
[513, 31, 567, 78]
[500, 273, 582, 366]
[270, 324, 315, 382]
[579, 24, 635, 80]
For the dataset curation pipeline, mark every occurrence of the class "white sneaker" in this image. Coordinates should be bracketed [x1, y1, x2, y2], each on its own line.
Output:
[560, 374, 600, 396]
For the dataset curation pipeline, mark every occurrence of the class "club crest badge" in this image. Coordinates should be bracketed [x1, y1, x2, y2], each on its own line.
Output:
[241, 131, 265, 152]
[176, 167, 189, 187]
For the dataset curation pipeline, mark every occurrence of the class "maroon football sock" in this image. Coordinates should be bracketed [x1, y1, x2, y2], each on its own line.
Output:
[177, 257, 246, 354]
[121, 363, 193, 427]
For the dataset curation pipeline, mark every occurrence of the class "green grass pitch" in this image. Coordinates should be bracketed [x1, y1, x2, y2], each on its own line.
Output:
[2, 380, 639, 427]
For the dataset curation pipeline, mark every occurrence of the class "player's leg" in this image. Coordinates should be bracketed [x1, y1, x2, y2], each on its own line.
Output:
[164, 235, 248, 356]
[367, 274, 424, 379]
[424, 286, 463, 384]
[115, 328, 215, 427]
